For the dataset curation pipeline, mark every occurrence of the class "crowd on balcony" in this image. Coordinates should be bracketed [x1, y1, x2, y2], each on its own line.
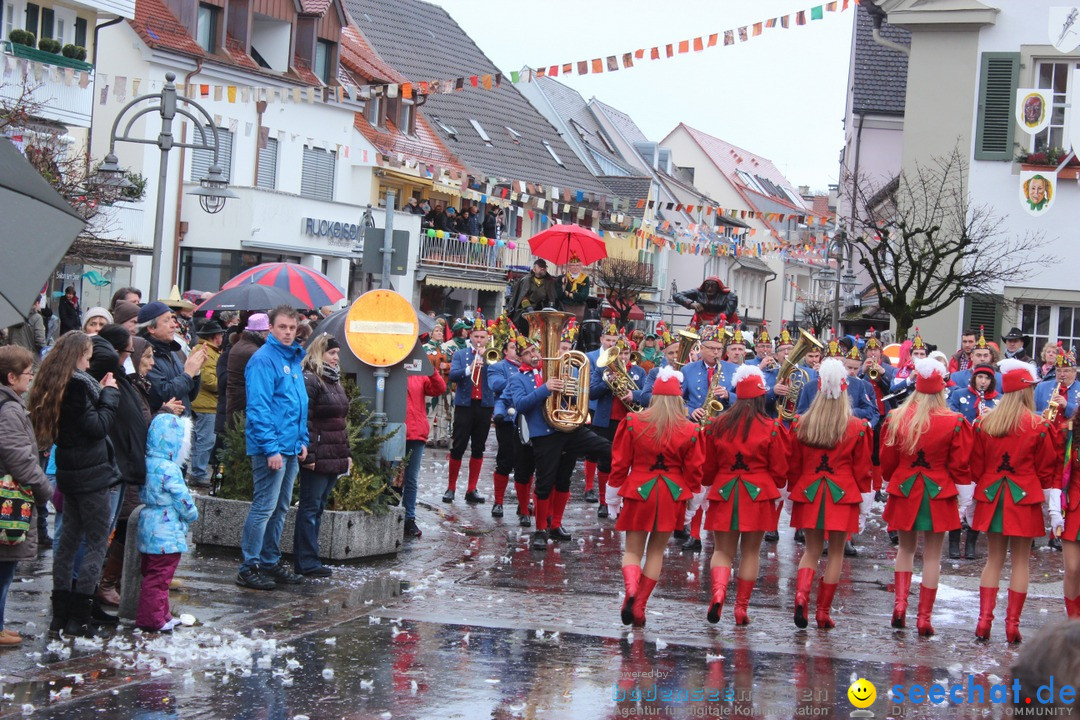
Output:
[408, 199, 505, 240]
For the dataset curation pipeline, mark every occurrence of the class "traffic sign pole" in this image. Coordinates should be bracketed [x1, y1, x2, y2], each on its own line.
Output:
[374, 190, 397, 459]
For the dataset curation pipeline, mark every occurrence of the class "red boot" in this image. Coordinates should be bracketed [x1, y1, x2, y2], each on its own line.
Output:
[892, 571, 913, 629]
[621, 565, 641, 626]
[916, 585, 937, 637]
[706, 566, 731, 624]
[533, 493, 551, 531]
[584, 461, 597, 492]
[975, 586, 997, 641]
[1066, 595, 1080, 619]
[793, 567, 815, 629]
[446, 455, 461, 492]
[492, 473, 509, 505]
[1005, 589, 1027, 644]
[815, 580, 838, 629]
[633, 576, 658, 627]
[466, 457, 484, 494]
[733, 578, 756, 626]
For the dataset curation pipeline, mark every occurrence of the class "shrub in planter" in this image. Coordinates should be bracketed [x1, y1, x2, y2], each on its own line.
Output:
[62, 43, 78, 58]
[76, 46, 86, 61]
[215, 381, 399, 515]
[38, 37, 61, 53]
[8, 29, 35, 47]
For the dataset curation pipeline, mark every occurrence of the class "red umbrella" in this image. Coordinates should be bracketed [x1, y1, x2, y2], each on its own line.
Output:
[528, 224, 608, 266]
[222, 262, 344, 309]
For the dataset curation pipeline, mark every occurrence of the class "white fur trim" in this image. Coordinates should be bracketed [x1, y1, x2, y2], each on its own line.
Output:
[817, 358, 847, 399]
[657, 365, 684, 384]
[177, 416, 194, 468]
[928, 350, 949, 365]
[914, 357, 947, 380]
[732, 364, 765, 386]
[998, 358, 1038, 381]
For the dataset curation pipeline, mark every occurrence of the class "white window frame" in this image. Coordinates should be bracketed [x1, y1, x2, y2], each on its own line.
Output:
[1020, 302, 1080, 356]
[3, 2, 16, 41]
[1030, 59, 1080, 153]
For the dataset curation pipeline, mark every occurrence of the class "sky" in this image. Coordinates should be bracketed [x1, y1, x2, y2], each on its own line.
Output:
[427, 0, 855, 193]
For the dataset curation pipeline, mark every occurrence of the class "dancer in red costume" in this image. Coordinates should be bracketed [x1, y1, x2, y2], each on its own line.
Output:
[971, 359, 1064, 643]
[880, 358, 972, 636]
[611, 366, 704, 627]
[701, 365, 789, 625]
[787, 358, 873, 629]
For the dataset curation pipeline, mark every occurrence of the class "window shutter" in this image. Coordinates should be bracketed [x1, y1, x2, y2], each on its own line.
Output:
[301, 147, 336, 201]
[190, 125, 233, 182]
[256, 137, 278, 190]
[974, 52, 1019, 161]
[963, 293, 1003, 343]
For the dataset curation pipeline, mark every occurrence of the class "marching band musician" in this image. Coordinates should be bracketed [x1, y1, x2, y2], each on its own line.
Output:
[700, 365, 789, 626]
[889, 328, 930, 394]
[724, 328, 749, 366]
[442, 313, 494, 505]
[745, 324, 772, 367]
[487, 320, 522, 520]
[797, 338, 879, 425]
[423, 323, 452, 448]
[949, 328, 1002, 395]
[508, 334, 612, 551]
[593, 338, 648, 520]
[971, 360, 1063, 643]
[880, 358, 972, 636]
[1034, 346, 1078, 419]
[947, 363, 1000, 560]
[508, 332, 542, 527]
[679, 324, 738, 553]
[859, 329, 896, 508]
[641, 342, 681, 405]
[582, 322, 621, 514]
[765, 326, 811, 422]
[787, 358, 873, 629]
[610, 366, 704, 627]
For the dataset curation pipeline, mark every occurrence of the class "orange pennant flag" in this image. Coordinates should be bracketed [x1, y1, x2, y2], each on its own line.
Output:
[753, 22, 763, 36]
[635, 49, 645, 59]
[693, 37, 703, 51]
[592, 58, 603, 73]
[402, 82, 413, 98]
[678, 39, 689, 53]
[708, 33, 718, 47]
[548, 65, 559, 77]
[650, 47, 660, 60]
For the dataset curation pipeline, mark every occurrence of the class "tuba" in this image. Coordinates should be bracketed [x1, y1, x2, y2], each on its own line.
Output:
[673, 328, 700, 371]
[525, 310, 591, 432]
[597, 345, 644, 413]
[776, 329, 825, 421]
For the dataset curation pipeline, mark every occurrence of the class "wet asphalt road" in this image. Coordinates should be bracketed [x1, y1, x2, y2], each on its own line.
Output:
[0, 448, 1071, 719]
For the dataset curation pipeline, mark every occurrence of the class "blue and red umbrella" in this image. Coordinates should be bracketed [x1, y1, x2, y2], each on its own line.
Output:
[221, 262, 345, 309]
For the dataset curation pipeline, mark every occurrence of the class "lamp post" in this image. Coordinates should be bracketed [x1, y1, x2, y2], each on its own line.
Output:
[816, 230, 858, 336]
[94, 71, 236, 301]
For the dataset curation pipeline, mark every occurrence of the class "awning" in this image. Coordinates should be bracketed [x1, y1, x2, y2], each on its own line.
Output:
[424, 275, 506, 292]
[602, 302, 645, 321]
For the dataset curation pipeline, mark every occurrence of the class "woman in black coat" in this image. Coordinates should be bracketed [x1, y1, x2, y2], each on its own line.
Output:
[294, 334, 351, 577]
[29, 331, 121, 638]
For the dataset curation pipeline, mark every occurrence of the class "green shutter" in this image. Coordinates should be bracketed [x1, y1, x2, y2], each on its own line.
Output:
[974, 52, 1019, 161]
[963, 292, 1004, 341]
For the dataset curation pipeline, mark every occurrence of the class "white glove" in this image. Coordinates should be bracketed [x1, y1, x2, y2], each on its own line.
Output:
[956, 484, 975, 516]
[1045, 488, 1064, 537]
[605, 483, 622, 517]
[859, 491, 875, 534]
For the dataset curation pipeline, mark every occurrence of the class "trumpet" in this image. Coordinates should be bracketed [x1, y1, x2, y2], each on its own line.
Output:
[597, 345, 644, 413]
[868, 364, 881, 382]
[629, 351, 642, 366]
[470, 346, 484, 385]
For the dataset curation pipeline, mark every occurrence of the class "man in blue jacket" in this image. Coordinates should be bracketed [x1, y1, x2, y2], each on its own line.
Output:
[237, 305, 309, 591]
[582, 322, 620, 511]
[1035, 348, 1078, 418]
[443, 315, 494, 504]
[487, 322, 521, 519]
[509, 336, 610, 550]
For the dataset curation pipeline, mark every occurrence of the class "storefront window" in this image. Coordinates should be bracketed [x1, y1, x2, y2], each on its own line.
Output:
[179, 249, 302, 292]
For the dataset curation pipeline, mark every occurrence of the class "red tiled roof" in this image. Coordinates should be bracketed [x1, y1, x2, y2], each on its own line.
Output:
[354, 112, 464, 173]
[224, 34, 261, 72]
[298, 0, 332, 14]
[339, 25, 403, 84]
[811, 195, 833, 218]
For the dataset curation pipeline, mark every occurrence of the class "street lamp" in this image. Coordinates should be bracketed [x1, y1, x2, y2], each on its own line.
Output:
[96, 71, 236, 300]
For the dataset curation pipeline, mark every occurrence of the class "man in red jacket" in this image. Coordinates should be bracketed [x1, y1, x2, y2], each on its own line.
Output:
[403, 335, 447, 538]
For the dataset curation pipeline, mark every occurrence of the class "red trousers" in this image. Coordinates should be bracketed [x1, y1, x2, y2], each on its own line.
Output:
[136, 552, 180, 630]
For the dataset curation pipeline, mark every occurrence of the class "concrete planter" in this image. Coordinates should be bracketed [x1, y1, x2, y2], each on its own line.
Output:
[191, 495, 404, 560]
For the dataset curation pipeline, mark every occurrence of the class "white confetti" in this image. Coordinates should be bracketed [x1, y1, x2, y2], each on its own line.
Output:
[369, 616, 381, 625]
[410, 680, 418, 694]
[462, 632, 470, 645]
[360, 679, 374, 690]
[654, 638, 668, 650]
[325, 637, 337, 645]
[706, 652, 724, 662]
[179, 614, 197, 626]
[322, 668, 334, 680]
[21, 705, 34, 716]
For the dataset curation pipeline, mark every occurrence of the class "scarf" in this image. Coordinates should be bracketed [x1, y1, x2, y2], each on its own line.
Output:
[321, 364, 341, 384]
[565, 272, 588, 293]
[73, 369, 102, 402]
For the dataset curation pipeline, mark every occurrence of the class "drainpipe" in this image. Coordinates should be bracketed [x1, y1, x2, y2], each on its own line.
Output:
[870, 10, 910, 56]
[761, 269, 777, 325]
[85, 16, 124, 171]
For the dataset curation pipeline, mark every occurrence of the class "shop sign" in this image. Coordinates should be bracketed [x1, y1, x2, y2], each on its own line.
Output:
[303, 217, 361, 248]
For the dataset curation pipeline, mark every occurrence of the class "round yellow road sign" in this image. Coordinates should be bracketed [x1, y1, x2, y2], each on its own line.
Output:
[345, 290, 419, 367]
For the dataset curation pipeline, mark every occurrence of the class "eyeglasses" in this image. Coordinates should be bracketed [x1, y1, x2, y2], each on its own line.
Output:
[20, 370, 34, 378]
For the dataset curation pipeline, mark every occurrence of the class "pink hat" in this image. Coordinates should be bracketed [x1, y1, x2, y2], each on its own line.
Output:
[245, 313, 270, 332]
[652, 366, 683, 396]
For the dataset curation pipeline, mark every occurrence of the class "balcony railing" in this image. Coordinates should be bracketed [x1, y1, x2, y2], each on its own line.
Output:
[417, 234, 518, 279]
[1, 42, 94, 127]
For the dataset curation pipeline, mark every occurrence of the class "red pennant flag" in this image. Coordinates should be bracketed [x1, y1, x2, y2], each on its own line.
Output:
[562, 63, 573, 74]
[622, 53, 634, 68]
[419, 81, 428, 94]
[678, 39, 689, 53]
[706, 206, 714, 215]
[200, 84, 209, 96]
[781, 15, 790, 28]
[650, 47, 660, 59]
[665, 44, 674, 57]
[592, 58, 604, 73]
[548, 65, 559, 76]
[634, 49, 645, 59]
[470, 75, 479, 86]
[578, 60, 589, 74]
[708, 33, 718, 47]
[636, 199, 645, 209]
[693, 37, 703, 51]
[686, 205, 695, 213]
[797, 10, 806, 24]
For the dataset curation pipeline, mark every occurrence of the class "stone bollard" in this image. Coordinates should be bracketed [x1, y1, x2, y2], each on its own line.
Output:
[117, 504, 144, 623]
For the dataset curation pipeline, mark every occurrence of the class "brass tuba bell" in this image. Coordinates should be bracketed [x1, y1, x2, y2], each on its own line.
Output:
[524, 310, 591, 432]
[673, 328, 700, 371]
[776, 329, 825, 421]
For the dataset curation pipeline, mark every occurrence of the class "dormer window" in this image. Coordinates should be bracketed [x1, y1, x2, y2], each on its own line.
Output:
[314, 39, 334, 84]
[400, 100, 416, 135]
[432, 116, 457, 140]
[251, 13, 291, 72]
[196, 3, 218, 53]
[506, 126, 522, 144]
[542, 140, 565, 168]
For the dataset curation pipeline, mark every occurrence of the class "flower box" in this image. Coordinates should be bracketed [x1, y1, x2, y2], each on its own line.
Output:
[2, 40, 93, 72]
[1019, 163, 1080, 180]
[190, 495, 404, 560]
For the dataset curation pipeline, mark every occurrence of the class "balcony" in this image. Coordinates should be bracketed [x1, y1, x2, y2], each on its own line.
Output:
[417, 233, 530, 282]
[69, 0, 135, 19]
[87, 201, 148, 247]
[0, 42, 94, 127]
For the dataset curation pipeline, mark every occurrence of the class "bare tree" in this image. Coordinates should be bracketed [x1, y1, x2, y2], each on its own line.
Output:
[844, 148, 1054, 339]
[592, 258, 652, 327]
[799, 298, 831, 337]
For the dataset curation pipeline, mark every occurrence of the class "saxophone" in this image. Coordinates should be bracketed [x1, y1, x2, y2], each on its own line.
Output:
[701, 363, 726, 424]
[1044, 381, 1066, 422]
[777, 329, 825, 421]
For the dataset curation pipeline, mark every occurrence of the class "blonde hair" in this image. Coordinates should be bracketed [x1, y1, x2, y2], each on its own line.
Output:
[301, 333, 335, 378]
[883, 390, 947, 455]
[979, 387, 1038, 438]
[795, 389, 851, 449]
[636, 394, 689, 441]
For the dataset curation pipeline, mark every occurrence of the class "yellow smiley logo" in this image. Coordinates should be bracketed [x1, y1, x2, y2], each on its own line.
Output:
[848, 678, 876, 709]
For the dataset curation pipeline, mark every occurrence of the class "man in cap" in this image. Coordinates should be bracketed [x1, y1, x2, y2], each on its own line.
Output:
[137, 301, 207, 415]
[582, 321, 622, 511]
[508, 259, 558, 335]
[188, 320, 226, 489]
[1001, 327, 1033, 364]
[1034, 345, 1078, 420]
[442, 312, 494, 504]
[160, 285, 197, 351]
